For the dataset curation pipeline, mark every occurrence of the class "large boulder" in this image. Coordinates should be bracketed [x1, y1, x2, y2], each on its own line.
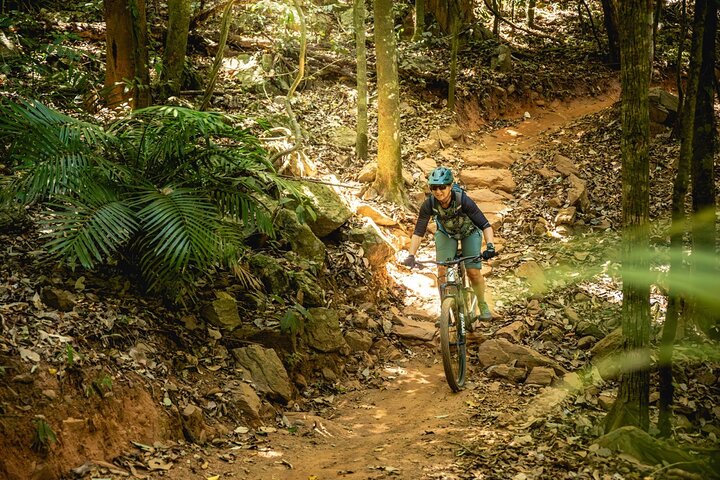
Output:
[201, 291, 242, 331]
[232, 344, 293, 403]
[275, 208, 325, 264]
[477, 338, 568, 376]
[460, 149, 515, 169]
[304, 307, 347, 353]
[289, 180, 352, 238]
[649, 88, 679, 125]
[248, 253, 291, 292]
[460, 169, 516, 193]
[346, 219, 395, 271]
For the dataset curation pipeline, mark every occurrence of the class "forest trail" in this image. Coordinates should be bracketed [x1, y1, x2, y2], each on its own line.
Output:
[168, 88, 621, 480]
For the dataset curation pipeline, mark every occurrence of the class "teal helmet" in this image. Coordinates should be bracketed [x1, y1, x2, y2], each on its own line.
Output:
[428, 166, 453, 185]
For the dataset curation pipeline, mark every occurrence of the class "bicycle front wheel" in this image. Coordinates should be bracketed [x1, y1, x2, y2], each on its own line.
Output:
[439, 296, 466, 392]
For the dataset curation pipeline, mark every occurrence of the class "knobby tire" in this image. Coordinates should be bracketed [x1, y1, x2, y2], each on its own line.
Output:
[439, 296, 466, 392]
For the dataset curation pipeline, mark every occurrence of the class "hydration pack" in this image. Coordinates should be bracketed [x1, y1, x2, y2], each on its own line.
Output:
[430, 184, 475, 239]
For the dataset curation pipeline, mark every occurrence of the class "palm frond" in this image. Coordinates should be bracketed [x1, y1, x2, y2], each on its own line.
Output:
[132, 186, 220, 272]
[0, 98, 111, 202]
[110, 106, 236, 176]
[42, 195, 138, 269]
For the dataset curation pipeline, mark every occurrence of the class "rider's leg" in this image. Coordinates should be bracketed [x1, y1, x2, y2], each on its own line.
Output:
[434, 231, 458, 296]
[462, 231, 492, 320]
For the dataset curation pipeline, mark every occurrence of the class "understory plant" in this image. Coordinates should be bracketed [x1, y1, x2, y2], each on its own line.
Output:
[0, 98, 314, 301]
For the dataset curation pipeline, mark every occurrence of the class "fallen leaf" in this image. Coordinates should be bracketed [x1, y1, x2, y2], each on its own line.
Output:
[147, 458, 172, 471]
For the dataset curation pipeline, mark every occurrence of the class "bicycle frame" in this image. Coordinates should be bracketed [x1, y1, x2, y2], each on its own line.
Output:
[436, 254, 481, 332]
[413, 256, 479, 337]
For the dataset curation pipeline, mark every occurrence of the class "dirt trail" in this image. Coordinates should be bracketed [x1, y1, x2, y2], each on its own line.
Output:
[168, 89, 620, 480]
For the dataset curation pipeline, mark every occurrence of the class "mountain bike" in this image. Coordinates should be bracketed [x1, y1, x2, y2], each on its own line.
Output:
[417, 254, 481, 392]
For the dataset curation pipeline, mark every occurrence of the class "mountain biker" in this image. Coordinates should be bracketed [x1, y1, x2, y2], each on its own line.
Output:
[402, 166, 497, 321]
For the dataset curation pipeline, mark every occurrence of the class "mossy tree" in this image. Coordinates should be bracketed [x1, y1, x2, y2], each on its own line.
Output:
[604, 0, 652, 434]
[372, 0, 406, 205]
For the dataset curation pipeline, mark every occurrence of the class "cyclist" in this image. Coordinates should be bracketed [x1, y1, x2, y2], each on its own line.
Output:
[402, 166, 497, 322]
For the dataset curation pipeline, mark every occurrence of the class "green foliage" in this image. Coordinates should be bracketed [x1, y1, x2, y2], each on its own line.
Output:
[86, 372, 113, 397]
[0, 99, 314, 301]
[0, 12, 102, 101]
[65, 344, 79, 367]
[31, 418, 57, 453]
[281, 302, 309, 336]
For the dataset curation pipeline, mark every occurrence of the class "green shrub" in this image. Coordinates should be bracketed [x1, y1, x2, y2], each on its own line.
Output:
[0, 99, 313, 301]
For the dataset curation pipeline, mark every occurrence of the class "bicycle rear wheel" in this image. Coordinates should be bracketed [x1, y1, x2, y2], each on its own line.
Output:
[439, 296, 466, 391]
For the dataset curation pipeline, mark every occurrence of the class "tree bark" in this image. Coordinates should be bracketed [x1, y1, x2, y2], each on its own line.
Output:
[658, 0, 707, 437]
[354, 0, 368, 161]
[104, 0, 151, 109]
[690, 0, 717, 338]
[600, 0, 620, 67]
[447, 7, 460, 109]
[161, 0, 191, 100]
[412, 0, 425, 41]
[372, 0, 406, 205]
[604, 0, 652, 434]
[526, 0, 536, 28]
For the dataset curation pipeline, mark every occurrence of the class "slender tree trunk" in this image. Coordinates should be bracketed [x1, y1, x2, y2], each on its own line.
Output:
[199, 0, 234, 111]
[492, 0, 500, 35]
[604, 0, 652, 434]
[653, 0, 664, 57]
[526, 0, 536, 28]
[448, 14, 459, 109]
[691, 0, 717, 338]
[600, 0, 620, 67]
[658, 0, 707, 438]
[373, 0, 405, 204]
[104, 0, 151, 109]
[161, 0, 191, 100]
[354, 0, 368, 161]
[412, 0, 425, 41]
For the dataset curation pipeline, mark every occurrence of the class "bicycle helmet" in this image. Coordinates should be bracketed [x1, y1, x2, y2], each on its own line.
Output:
[428, 166, 453, 185]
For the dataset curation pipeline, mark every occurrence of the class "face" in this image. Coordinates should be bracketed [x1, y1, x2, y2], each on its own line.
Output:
[430, 184, 452, 204]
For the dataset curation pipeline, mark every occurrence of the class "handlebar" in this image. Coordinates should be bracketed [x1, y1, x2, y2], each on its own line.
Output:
[415, 254, 482, 267]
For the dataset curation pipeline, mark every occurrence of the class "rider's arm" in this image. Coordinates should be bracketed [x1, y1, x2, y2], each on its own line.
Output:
[407, 234, 423, 256]
[408, 198, 434, 255]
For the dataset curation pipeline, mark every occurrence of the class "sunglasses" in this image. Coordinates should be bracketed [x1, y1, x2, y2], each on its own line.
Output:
[430, 185, 450, 191]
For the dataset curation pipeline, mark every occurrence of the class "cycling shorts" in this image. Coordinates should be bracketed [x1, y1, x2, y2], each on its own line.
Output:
[434, 229, 482, 270]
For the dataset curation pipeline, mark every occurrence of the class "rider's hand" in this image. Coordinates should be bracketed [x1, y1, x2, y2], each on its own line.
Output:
[482, 243, 496, 260]
[401, 254, 416, 268]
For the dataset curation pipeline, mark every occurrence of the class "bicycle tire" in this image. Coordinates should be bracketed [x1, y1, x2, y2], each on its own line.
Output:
[439, 296, 466, 391]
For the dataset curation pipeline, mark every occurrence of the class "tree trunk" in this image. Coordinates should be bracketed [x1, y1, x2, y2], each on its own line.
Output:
[412, 0, 425, 41]
[372, 0, 406, 205]
[161, 0, 191, 100]
[691, 0, 717, 338]
[104, 0, 151, 109]
[653, 0, 664, 56]
[492, 0, 500, 35]
[447, 13, 459, 109]
[658, 0, 707, 437]
[426, 0, 474, 34]
[526, 0, 536, 28]
[604, 0, 652, 434]
[354, 0, 368, 161]
[600, 0, 620, 67]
